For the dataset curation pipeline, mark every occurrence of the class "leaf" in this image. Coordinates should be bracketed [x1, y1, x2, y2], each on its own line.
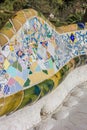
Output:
[13, 61, 17, 68]
[12, 61, 22, 72]
[24, 78, 30, 87]
[42, 70, 48, 74]
[29, 70, 32, 74]
[18, 63, 22, 72]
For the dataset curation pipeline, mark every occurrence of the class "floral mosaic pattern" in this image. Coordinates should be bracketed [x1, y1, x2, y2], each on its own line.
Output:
[0, 9, 87, 116]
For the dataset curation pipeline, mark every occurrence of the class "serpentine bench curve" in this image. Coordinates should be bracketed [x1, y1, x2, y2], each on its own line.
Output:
[0, 8, 87, 117]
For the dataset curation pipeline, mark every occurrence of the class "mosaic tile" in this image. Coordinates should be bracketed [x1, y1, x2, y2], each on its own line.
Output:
[0, 9, 87, 116]
[3, 59, 10, 70]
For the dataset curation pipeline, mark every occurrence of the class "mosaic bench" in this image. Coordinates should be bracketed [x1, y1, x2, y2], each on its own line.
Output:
[0, 9, 87, 117]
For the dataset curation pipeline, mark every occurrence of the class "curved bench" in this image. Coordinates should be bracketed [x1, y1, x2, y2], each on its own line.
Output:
[0, 9, 87, 117]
